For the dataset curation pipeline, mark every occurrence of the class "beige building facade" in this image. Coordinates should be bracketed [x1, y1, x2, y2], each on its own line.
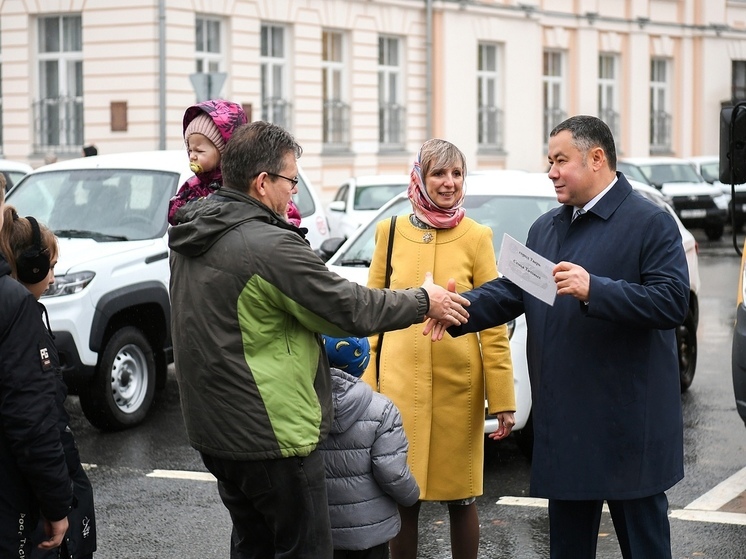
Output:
[2, 0, 746, 200]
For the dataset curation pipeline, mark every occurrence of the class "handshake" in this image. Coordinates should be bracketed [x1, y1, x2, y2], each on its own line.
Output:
[419, 272, 470, 340]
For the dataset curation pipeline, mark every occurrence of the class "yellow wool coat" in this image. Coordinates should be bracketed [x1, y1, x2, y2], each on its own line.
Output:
[363, 215, 515, 501]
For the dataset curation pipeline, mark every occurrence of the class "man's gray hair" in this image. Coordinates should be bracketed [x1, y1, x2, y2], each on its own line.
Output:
[222, 121, 303, 192]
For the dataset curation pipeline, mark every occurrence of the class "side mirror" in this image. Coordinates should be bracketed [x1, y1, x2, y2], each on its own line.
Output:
[328, 200, 345, 213]
[314, 237, 346, 262]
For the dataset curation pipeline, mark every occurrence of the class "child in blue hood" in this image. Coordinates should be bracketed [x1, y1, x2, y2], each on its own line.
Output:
[319, 335, 419, 559]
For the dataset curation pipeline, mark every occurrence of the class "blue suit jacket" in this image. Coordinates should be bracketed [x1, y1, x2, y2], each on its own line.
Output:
[451, 173, 689, 500]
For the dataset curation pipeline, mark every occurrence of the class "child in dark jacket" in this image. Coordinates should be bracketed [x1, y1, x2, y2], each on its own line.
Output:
[319, 335, 420, 559]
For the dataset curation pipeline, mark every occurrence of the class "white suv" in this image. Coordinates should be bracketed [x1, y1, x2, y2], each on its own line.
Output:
[326, 175, 409, 239]
[617, 156, 728, 240]
[6, 150, 329, 430]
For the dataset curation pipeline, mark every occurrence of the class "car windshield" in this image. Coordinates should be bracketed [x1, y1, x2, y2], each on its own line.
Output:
[699, 161, 720, 183]
[333, 194, 559, 267]
[638, 163, 703, 186]
[354, 184, 408, 210]
[7, 169, 179, 241]
[293, 175, 317, 217]
[617, 162, 651, 185]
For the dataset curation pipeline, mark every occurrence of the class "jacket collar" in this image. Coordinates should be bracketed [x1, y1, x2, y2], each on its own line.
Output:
[552, 171, 632, 232]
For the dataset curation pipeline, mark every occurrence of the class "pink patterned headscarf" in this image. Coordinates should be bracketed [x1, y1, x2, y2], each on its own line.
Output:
[407, 148, 466, 229]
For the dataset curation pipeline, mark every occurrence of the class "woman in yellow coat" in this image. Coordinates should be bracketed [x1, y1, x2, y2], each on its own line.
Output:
[363, 139, 516, 559]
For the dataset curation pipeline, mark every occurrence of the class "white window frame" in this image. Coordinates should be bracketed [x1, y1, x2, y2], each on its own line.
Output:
[650, 58, 672, 153]
[195, 16, 223, 74]
[543, 50, 566, 146]
[477, 42, 504, 150]
[322, 30, 349, 149]
[378, 35, 405, 149]
[260, 24, 291, 130]
[35, 14, 83, 153]
[598, 53, 620, 145]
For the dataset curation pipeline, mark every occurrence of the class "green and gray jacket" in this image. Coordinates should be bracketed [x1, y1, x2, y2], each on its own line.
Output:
[168, 188, 428, 461]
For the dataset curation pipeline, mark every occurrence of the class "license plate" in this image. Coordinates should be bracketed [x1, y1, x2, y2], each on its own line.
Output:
[680, 209, 707, 219]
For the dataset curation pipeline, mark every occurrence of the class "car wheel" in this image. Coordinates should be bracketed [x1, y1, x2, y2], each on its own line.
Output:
[704, 224, 724, 241]
[677, 310, 697, 392]
[513, 413, 534, 461]
[79, 327, 156, 430]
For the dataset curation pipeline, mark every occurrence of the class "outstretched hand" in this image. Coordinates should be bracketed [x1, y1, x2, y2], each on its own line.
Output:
[422, 277, 464, 341]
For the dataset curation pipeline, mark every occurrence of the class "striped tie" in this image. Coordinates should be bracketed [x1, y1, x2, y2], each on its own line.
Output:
[572, 207, 585, 222]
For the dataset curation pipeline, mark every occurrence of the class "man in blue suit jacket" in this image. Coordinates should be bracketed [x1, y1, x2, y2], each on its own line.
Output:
[444, 115, 689, 558]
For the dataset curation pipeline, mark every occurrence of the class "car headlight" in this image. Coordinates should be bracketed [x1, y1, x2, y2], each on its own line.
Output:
[713, 194, 729, 210]
[42, 271, 95, 298]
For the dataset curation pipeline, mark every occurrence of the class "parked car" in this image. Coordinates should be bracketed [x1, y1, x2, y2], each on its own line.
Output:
[326, 174, 409, 239]
[321, 171, 702, 456]
[5, 151, 329, 430]
[0, 158, 33, 192]
[627, 179, 701, 391]
[617, 156, 728, 240]
[293, 166, 331, 249]
[688, 154, 746, 230]
[323, 170, 551, 456]
[733, 238, 746, 427]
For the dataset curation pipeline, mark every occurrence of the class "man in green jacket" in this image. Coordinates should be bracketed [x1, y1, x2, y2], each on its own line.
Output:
[168, 121, 469, 558]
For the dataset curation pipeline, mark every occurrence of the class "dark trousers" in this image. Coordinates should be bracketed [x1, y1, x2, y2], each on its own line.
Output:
[548, 492, 672, 559]
[333, 543, 389, 559]
[201, 450, 333, 559]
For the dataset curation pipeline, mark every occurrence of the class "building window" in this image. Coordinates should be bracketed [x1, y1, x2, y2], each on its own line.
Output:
[196, 17, 222, 73]
[261, 24, 292, 130]
[193, 17, 225, 101]
[378, 36, 405, 149]
[33, 15, 83, 154]
[477, 43, 503, 151]
[733, 60, 746, 103]
[322, 30, 349, 150]
[543, 50, 566, 147]
[598, 54, 620, 145]
[650, 58, 672, 153]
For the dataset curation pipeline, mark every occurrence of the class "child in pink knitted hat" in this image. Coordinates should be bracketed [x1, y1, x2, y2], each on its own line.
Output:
[168, 99, 302, 227]
[168, 99, 248, 225]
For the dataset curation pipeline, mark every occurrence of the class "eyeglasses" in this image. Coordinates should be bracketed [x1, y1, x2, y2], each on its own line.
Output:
[266, 172, 299, 187]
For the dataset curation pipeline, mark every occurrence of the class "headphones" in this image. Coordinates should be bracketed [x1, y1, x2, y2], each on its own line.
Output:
[16, 216, 51, 284]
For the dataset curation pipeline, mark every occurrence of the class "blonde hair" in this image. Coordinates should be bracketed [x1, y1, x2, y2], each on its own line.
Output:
[418, 138, 467, 180]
